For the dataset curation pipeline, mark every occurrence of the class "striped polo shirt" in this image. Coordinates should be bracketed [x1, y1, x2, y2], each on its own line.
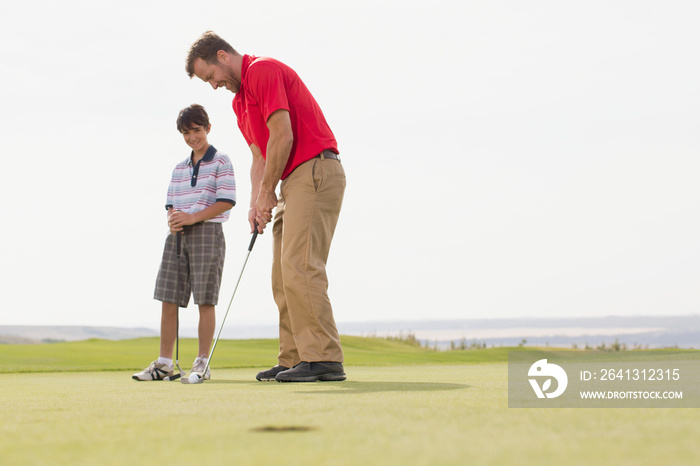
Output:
[165, 145, 236, 222]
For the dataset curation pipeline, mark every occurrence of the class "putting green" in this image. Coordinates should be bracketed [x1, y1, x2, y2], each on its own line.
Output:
[1, 364, 698, 465]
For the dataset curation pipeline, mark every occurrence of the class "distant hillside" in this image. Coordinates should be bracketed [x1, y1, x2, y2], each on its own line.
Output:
[2, 315, 699, 348]
[0, 326, 158, 344]
[338, 315, 700, 349]
[0, 335, 42, 344]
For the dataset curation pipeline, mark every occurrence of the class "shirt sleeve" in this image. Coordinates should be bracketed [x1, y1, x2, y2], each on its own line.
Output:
[248, 60, 291, 122]
[215, 154, 237, 205]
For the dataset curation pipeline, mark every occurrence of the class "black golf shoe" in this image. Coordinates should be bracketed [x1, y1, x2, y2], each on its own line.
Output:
[256, 365, 289, 381]
[275, 362, 346, 382]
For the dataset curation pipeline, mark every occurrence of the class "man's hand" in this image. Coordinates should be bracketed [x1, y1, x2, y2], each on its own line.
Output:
[253, 190, 277, 232]
[248, 207, 262, 234]
[168, 210, 196, 234]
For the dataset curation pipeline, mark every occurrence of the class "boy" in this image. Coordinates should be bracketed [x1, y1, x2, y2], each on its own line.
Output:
[133, 104, 236, 381]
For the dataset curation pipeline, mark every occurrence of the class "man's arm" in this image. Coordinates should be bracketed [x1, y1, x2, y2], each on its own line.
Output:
[249, 143, 266, 234]
[253, 109, 293, 232]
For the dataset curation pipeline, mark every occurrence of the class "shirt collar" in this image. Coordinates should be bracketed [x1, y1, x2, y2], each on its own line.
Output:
[189, 145, 217, 165]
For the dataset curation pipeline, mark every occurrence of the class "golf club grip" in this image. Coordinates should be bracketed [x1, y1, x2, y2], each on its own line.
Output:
[176, 231, 182, 257]
[248, 228, 258, 251]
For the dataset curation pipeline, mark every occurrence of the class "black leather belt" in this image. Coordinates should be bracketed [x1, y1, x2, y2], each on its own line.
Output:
[316, 150, 340, 161]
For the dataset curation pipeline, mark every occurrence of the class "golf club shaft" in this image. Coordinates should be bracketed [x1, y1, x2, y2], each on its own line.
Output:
[174, 231, 183, 377]
[202, 229, 258, 376]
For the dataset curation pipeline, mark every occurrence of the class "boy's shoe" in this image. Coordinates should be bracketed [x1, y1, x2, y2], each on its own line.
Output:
[255, 365, 289, 381]
[275, 362, 346, 382]
[189, 356, 211, 380]
[132, 360, 175, 381]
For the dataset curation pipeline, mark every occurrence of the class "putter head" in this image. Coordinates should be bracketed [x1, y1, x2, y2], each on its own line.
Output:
[176, 362, 184, 379]
[166, 362, 184, 381]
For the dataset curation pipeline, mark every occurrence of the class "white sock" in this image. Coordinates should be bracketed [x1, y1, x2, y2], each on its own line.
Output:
[158, 357, 173, 367]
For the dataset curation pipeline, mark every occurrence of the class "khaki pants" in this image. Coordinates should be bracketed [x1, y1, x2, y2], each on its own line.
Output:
[272, 154, 346, 366]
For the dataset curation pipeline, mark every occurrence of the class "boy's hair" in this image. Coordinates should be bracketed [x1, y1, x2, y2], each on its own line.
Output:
[186, 31, 237, 78]
[176, 104, 210, 133]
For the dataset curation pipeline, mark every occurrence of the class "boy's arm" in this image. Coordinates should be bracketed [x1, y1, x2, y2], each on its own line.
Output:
[168, 201, 233, 232]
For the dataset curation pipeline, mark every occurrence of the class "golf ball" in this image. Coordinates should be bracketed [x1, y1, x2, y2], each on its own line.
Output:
[188, 373, 200, 383]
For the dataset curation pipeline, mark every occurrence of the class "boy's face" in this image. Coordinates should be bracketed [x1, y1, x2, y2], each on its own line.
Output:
[181, 124, 210, 153]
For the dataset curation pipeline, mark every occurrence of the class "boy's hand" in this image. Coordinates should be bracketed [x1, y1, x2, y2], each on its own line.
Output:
[168, 210, 195, 233]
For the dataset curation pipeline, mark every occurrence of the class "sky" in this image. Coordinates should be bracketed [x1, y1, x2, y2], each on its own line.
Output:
[1, 0, 699, 332]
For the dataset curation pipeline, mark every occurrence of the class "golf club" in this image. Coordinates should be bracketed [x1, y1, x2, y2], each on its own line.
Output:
[164, 231, 183, 381]
[182, 227, 259, 384]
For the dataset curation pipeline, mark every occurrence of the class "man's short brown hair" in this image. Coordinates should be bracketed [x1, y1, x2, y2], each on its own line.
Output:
[186, 31, 237, 78]
[176, 104, 210, 133]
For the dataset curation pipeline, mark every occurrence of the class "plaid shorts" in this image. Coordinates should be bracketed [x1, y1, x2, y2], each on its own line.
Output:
[154, 222, 226, 307]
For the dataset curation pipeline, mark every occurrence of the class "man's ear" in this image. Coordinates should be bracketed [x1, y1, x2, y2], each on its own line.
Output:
[217, 50, 228, 63]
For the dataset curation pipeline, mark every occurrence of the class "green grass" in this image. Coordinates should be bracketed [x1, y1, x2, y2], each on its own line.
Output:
[1, 338, 699, 465]
[2, 336, 696, 374]
[0, 336, 518, 373]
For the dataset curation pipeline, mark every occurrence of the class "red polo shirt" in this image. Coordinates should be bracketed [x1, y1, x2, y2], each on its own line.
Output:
[232, 55, 338, 180]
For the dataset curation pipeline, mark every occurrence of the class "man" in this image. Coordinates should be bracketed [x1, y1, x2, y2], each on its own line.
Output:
[186, 31, 347, 382]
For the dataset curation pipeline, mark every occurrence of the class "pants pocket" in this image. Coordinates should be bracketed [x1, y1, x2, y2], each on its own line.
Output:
[311, 159, 322, 192]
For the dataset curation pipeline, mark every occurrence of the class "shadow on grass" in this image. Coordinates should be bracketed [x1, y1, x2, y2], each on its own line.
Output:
[205, 379, 469, 393]
[306, 381, 470, 394]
